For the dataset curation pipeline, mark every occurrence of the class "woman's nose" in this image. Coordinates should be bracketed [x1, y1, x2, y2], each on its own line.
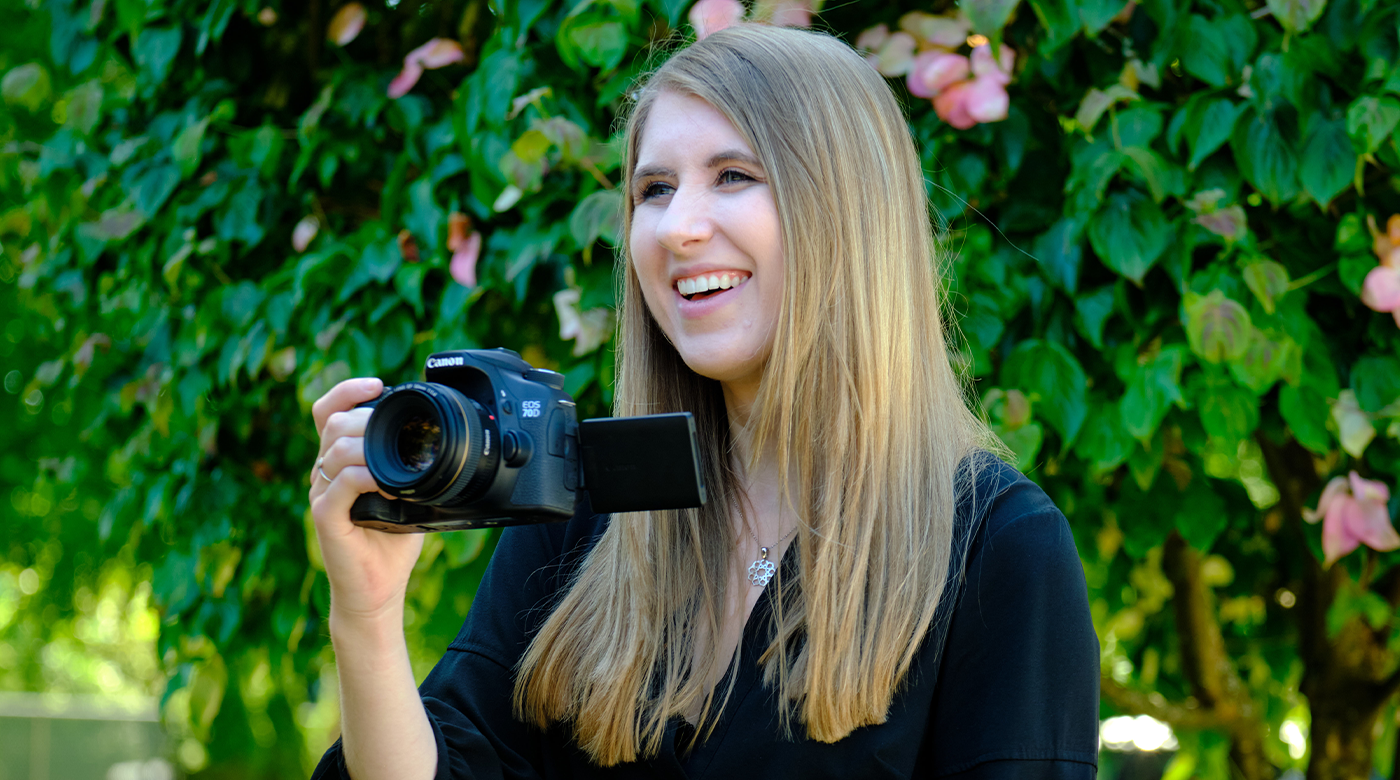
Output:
[654, 186, 714, 255]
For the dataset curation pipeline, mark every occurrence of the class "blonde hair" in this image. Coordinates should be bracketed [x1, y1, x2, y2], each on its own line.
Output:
[515, 24, 998, 765]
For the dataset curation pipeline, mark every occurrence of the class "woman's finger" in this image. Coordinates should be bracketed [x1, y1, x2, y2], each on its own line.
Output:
[312, 407, 375, 479]
[311, 465, 386, 538]
[312, 377, 384, 437]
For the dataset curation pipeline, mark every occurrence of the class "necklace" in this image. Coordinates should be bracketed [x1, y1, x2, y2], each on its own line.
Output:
[746, 525, 797, 588]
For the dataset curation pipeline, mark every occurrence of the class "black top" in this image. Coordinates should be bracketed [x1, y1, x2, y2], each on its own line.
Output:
[312, 459, 1100, 779]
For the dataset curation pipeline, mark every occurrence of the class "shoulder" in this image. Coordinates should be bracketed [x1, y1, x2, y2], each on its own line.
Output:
[954, 453, 1069, 560]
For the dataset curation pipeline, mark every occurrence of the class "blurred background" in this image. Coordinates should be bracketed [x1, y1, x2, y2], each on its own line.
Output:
[2, 0, 1399, 777]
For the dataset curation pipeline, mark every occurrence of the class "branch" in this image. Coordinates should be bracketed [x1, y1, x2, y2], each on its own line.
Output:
[1162, 532, 1269, 731]
[1100, 672, 1222, 730]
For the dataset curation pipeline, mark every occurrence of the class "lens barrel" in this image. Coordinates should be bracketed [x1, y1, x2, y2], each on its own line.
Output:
[363, 382, 500, 505]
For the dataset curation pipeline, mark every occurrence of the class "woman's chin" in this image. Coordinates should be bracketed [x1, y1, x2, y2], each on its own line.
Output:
[674, 344, 768, 388]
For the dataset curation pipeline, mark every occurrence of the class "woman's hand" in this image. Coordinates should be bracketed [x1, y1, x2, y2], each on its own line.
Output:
[308, 377, 425, 631]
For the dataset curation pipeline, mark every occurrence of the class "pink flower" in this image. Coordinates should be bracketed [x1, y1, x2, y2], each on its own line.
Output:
[869, 31, 917, 77]
[327, 3, 367, 47]
[934, 81, 977, 130]
[1304, 472, 1400, 566]
[962, 75, 1010, 123]
[906, 51, 969, 99]
[1361, 265, 1400, 327]
[689, 0, 744, 39]
[969, 43, 1015, 85]
[387, 38, 465, 98]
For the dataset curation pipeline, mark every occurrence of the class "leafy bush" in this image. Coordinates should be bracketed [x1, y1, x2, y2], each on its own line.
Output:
[3, 0, 1400, 777]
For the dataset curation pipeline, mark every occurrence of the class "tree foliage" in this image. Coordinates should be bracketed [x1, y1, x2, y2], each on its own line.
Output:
[3, 0, 1400, 777]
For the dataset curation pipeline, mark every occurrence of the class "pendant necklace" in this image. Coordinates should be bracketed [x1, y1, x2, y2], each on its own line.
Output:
[746, 525, 797, 588]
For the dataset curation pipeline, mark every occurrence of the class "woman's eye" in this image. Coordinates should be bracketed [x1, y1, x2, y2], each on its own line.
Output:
[718, 169, 753, 185]
[640, 181, 673, 200]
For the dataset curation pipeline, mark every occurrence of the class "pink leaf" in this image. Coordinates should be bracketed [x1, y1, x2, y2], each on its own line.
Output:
[855, 24, 891, 52]
[969, 43, 1014, 85]
[408, 38, 466, 69]
[387, 62, 424, 98]
[292, 216, 319, 253]
[769, 0, 813, 27]
[1322, 495, 1363, 566]
[907, 51, 969, 99]
[962, 75, 1010, 123]
[327, 3, 367, 47]
[689, 0, 744, 39]
[1348, 471, 1390, 505]
[872, 32, 917, 77]
[1351, 497, 1400, 552]
[1304, 476, 1350, 523]
[934, 81, 977, 130]
[1361, 265, 1400, 313]
[449, 231, 482, 288]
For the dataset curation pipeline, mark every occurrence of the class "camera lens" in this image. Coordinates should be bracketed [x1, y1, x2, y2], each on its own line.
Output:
[363, 382, 500, 505]
[396, 416, 442, 472]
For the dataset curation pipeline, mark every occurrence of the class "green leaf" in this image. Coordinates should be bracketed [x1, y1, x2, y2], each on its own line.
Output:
[1175, 479, 1228, 551]
[1121, 347, 1186, 441]
[378, 313, 416, 371]
[65, 80, 104, 134]
[1088, 191, 1172, 284]
[1077, 0, 1129, 33]
[1280, 384, 1331, 454]
[1186, 98, 1243, 171]
[568, 18, 628, 71]
[1185, 290, 1253, 363]
[1001, 339, 1089, 447]
[1032, 217, 1083, 292]
[1182, 14, 1255, 87]
[213, 179, 265, 246]
[1346, 96, 1400, 154]
[134, 27, 183, 88]
[1242, 261, 1290, 314]
[1074, 286, 1115, 349]
[1074, 85, 1139, 134]
[1026, 0, 1080, 53]
[221, 282, 264, 329]
[1338, 254, 1376, 296]
[1299, 116, 1357, 206]
[394, 263, 428, 317]
[173, 117, 209, 178]
[1076, 399, 1135, 471]
[1233, 109, 1300, 205]
[134, 164, 182, 218]
[997, 421, 1044, 472]
[1266, 0, 1328, 33]
[569, 189, 622, 248]
[1352, 354, 1400, 413]
[2, 63, 52, 111]
[1122, 147, 1183, 202]
[1193, 373, 1258, 444]
[964, 0, 1023, 34]
[1229, 329, 1296, 393]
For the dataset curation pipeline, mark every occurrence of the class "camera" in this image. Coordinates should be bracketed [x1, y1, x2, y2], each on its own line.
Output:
[349, 348, 707, 533]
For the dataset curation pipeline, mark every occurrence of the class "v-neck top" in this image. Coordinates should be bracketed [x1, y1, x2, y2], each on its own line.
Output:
[312, 459, 1101, 779]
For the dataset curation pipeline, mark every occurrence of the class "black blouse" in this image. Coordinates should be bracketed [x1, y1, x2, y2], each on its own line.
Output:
[312, 459, 1101, 779]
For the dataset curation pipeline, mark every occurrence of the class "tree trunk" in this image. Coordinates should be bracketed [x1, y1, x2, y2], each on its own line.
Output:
[1305, 695, 1384, 780]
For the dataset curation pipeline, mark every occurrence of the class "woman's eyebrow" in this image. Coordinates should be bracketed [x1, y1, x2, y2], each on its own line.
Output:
[631, 150, 763, 181]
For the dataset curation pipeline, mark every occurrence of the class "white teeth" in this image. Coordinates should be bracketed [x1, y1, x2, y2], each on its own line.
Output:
[676, 272, 750, 297]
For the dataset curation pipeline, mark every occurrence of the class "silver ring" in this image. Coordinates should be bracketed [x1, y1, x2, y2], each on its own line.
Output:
[316, 457, 332, 484]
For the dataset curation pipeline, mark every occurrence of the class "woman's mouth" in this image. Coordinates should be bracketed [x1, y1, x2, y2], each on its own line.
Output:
[676, 271, 751, 301]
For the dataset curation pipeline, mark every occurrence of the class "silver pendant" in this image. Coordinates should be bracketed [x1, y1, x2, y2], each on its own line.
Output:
[747, 547, 776, 588]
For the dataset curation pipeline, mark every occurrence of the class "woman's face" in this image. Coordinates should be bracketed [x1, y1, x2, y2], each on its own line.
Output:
[629, 90, 785, 391]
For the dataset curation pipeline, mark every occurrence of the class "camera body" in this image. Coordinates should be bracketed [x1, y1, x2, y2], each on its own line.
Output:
[350, 348, 705, 533]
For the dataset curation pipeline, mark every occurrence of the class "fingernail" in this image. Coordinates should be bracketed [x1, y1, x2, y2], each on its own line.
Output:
[361, 378, 381, 392]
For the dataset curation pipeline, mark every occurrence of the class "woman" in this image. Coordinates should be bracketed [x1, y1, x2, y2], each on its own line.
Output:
[308, 25, 1099, 780]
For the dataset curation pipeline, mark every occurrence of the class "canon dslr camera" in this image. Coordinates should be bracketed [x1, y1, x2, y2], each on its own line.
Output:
[350, 348, 707, 532]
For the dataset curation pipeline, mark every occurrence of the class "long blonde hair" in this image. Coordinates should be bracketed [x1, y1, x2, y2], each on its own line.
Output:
[515, 25, 998, 765]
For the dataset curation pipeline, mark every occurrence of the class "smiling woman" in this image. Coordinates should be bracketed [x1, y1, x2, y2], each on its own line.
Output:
[311, 23, 1099, 780]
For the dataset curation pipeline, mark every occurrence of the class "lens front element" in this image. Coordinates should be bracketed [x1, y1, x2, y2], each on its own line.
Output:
[396, 416, 443, 472]
[363, 382, 500, 505]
